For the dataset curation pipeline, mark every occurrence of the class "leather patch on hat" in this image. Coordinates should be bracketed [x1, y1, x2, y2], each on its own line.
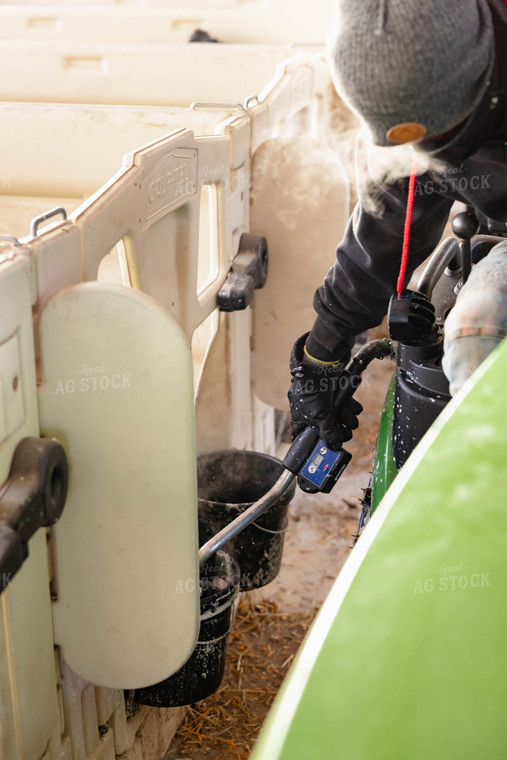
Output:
[386, 123, 427, 144]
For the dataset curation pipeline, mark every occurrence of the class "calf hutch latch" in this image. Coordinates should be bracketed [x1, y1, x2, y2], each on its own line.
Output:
[217, 233, 268, 311]
[0, 436, 68, 593]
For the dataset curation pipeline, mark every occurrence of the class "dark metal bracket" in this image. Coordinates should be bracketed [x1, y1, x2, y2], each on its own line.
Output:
[217, 233, 268, 312]
[0, 437, 68, 593]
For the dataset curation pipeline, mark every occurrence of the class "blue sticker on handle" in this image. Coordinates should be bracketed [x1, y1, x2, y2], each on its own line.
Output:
[300, 442, 340, 488]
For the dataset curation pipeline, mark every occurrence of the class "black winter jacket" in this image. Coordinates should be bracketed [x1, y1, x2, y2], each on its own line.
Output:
[306, 0, 507, 361]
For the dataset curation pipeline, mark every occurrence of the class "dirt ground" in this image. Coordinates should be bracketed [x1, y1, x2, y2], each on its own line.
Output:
[165, 351, 394, 760]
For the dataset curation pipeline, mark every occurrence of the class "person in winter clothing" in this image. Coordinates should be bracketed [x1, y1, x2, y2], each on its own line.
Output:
[289, 0, 507, 451]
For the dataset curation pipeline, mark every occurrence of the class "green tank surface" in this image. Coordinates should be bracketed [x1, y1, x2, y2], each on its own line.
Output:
[251, 336, 507, 760]
[371, 369, 398, 514]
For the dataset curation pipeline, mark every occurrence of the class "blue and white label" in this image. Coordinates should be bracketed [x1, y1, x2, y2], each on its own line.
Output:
[301, 442, 340, 488]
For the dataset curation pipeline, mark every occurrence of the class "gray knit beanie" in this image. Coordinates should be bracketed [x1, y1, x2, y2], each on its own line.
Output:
[329, 0, 494, 146]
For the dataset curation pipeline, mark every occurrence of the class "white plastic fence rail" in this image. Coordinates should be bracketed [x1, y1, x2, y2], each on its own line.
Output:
[0, 5, 334, 45]
[0, 42, 302, 106]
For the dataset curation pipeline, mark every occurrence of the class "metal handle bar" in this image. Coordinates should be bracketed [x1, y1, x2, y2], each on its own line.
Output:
[190, 101, 246, 112]
[0, 235, 21, 246]
[198, 469, 295, 565]
[417, 237, 461, 298]
[30, 207, 67, 237]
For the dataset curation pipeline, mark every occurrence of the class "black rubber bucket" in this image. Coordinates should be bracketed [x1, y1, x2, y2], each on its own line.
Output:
[134, 550, 240, 707]
[197, 449, 296, 591]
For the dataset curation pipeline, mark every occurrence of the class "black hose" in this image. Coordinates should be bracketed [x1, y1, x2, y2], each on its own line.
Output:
[347, 338, 395, 372]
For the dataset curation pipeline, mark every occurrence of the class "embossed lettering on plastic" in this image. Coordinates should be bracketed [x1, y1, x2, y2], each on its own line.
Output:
[142, 149, 198, 228]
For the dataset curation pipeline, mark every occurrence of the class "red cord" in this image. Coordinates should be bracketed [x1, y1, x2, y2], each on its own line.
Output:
[396, 157, 418, 299]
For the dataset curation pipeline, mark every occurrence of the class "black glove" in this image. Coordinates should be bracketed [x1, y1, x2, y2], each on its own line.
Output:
[288, 333, 363, 451]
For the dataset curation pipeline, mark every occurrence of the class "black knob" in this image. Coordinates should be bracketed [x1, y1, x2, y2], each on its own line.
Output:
[387, 289, 436, 345]
[452, 211, 479, 240]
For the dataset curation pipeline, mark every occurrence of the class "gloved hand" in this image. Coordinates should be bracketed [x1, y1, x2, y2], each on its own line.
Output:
[288, 333, 363, 451]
